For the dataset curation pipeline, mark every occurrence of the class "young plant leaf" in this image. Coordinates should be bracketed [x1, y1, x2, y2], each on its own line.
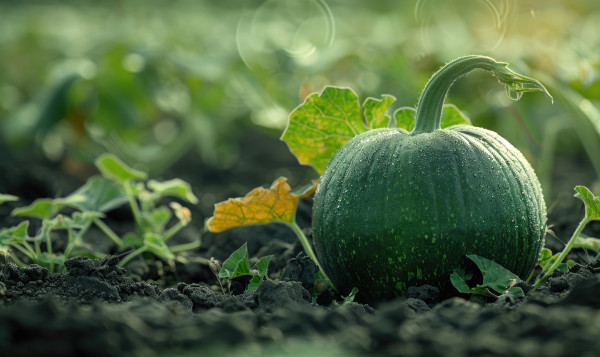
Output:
[573, 234, 600, 253]
[218, 242, 251, 279]
[0, 194, 19, 204]
[0, 221, 31, 244]
[451, 254, 524, 298]
[11, 198, 64, 220]
[248, 275, 263, 291]
[148, 179, 199, 204]
[574, 186, 600, 220]
[145, 206, 172, 232]
[207, 177, 317, 233]
[60, 176, 128, 213]
[281, 87, 394, 174]
[255, 254, 273, 278]
[95, 153, 147, 183]
[143, 233, 175, 261]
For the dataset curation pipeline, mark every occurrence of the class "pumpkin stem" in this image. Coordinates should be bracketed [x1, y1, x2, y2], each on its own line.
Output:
[411, 55, 553, 135]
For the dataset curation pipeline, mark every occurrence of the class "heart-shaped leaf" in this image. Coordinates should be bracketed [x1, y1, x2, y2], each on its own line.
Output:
[281, 87, 394, 174]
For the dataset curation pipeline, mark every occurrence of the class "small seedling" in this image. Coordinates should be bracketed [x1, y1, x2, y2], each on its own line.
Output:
[217, 242, 272, 292]
[0, 153, 200, 272]
[531, 185, 600, 289]
[206, 177, 331, 283]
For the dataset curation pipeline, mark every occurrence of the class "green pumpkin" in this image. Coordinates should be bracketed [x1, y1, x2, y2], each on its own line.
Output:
[312, 56, 551, 304]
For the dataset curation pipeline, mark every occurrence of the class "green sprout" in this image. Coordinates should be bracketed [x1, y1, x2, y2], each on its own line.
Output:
[215, 242, 272, 293]
[0, 153, 200, 272]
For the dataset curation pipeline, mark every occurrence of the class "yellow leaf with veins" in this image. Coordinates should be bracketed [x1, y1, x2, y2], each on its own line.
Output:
[207, 177, 317, 233]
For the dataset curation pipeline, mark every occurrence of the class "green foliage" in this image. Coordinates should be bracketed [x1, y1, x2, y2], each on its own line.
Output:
[218, 242, 272, 292]
[282, 86, 471, 174]
[527, 186, 599, 289]
[450, 255, 524, 298]
[0, 153, 199, 272]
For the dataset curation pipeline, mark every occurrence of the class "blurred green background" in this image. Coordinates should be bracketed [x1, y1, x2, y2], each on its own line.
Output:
[1, 0, 599, 203]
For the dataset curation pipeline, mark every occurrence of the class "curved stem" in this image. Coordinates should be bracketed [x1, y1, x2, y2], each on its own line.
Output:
[287, 221, 334, 288]
[411, 55, 553, 135]
[118, 246, 147, 268]
[532, 217, 590, 289]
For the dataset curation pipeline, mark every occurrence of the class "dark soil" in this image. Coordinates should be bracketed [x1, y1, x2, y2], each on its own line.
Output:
[1, 129, 600, 357]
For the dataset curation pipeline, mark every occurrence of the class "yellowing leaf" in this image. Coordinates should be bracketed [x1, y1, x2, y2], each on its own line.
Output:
[207, 177, 317, 233]
[281, 87, 394, 174]
[363, 95, 395, 129]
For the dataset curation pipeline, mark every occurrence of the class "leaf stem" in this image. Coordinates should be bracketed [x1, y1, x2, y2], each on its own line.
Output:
[412, 55, 552, 135]
[533, 216, 590, 289]
[162, 220, 185, 242]
[118, 246, 147, 268]
[286, 221, 333, 285]
[123, 182, 145, 234]
[10, 243, 36, 262]
[168, 239, 201, 253]
[93, 218, 124, 247]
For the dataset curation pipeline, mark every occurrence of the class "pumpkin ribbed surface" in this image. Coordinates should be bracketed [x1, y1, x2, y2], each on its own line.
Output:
[312, 126, 546, 303]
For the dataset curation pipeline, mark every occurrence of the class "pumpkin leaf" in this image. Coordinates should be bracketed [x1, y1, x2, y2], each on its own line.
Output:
[573, 233, 600, 253]
[538, 248, 569, 274]
[60, 176, 128, 213]
[0, 194, 19, 205]
[281, 87, 393, 174]
[451, 254, 523, 298]
[255, 254, 273, 278]
[11, 198, 64, 220]
[440, 104, 472, 127]
[393, 107, 417, 131]
[282, 87, 471, 174]
[574, 186, 600, 221]
[147, 178, 199, 204]
[363, 95, 395, 129]
[248, 275, 263, 290]
[207, 177, 316, 233]
[394, 104, 470, 132]
[95, 153, 147, 183]
[218, 242, 251, 279]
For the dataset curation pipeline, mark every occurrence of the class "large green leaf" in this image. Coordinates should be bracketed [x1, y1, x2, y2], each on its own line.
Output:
[282, 87, 470, 174]
[281, 87, 393, 174]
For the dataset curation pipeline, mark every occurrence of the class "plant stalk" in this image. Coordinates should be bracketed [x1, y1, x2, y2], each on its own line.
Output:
[93, 218, 124, 247]
[118, 246, 147, 268]
[412, 55, 552, 135]
[286, 221, 333, 285]
[533, 217, 590, 289]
